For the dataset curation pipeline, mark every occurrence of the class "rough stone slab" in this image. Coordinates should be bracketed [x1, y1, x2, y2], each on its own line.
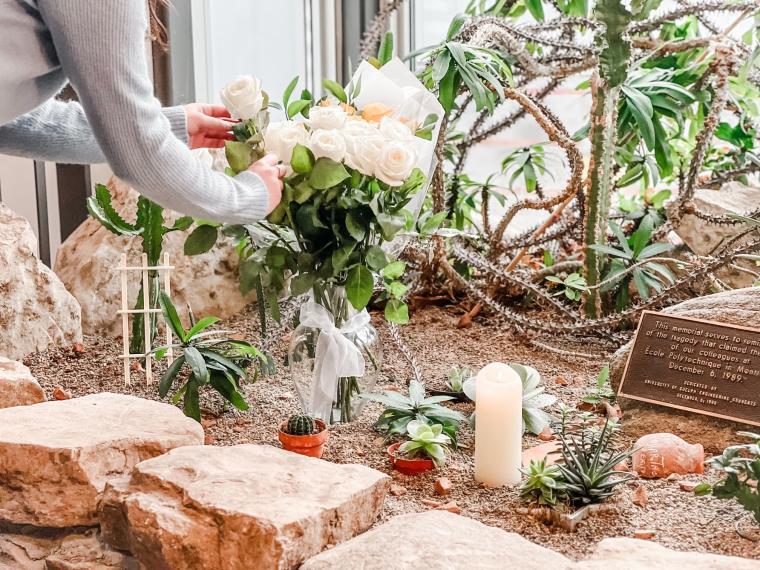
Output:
[301, 511, 572, 570]
[0, 204, 82, 360]
[0, 393, 203, 527]
[54, 176, 254, 336]
[0, 357, 45, 409]
[610, 287, 760, 453]
[585, 537, 760, 569]
[667, 182, 760, 288]
[0, 527, 135, 570]
[100, 444, 390, 570]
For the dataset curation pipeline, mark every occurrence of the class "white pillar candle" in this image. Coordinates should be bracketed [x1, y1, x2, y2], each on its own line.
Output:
[474, 362, 523, 487]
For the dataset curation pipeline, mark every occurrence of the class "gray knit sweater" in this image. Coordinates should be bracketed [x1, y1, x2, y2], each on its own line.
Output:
[0, 0, 269, 223]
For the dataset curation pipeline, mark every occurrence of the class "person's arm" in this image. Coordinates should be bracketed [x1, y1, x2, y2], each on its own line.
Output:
[36, 0, 273, 224]
[0, 99, 187, 165]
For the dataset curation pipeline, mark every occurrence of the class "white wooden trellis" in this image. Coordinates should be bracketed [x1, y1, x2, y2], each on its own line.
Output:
[117, 252, 174, 385]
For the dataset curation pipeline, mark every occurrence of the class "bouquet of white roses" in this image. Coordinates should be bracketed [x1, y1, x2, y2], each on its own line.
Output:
[185, 56, 443, 422]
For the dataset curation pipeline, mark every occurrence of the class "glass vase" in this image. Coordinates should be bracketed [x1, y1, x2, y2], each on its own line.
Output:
[289, 284, 382, 424]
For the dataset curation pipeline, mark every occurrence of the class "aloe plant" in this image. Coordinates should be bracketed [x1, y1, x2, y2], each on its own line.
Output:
[87, 184, 193, 355]
[153, 292, 267, 422]
[582, 0, 632, 318]
[398, 420, 452, 467]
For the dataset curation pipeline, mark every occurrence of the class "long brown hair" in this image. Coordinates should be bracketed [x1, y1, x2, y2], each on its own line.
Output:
[148, 0, 170, 50]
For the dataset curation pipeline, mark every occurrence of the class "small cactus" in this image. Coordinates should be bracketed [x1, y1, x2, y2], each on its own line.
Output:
[286, 414, 317, 436]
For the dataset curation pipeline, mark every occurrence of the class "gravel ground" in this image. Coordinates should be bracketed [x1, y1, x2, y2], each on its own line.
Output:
[26, 303, 760, 561]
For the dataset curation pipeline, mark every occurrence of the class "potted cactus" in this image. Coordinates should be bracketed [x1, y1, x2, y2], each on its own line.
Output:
[278, 414, 329, 458]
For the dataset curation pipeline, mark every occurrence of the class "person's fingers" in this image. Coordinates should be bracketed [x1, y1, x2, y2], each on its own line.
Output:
[202, 104, 232, 119]
[258, 153, 280, 166]
[202, 116, 236, 136]
[277, 164, 288, 178]
[204, 138, 227, 149]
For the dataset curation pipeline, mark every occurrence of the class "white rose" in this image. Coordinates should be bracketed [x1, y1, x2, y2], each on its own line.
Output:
[375, 140, 418, 186]
[264, 121, 309, 163]
[378, 116, 415, 142]
[309, 129, 347, 163]
[342, 121, 385, 176]
[220, 75, 264, 120]
[307, 105, 347, 130]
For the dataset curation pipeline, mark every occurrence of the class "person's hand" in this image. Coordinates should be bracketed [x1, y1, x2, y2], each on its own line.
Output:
[184, 103, 236, 149]
[248, 153, 287, 214]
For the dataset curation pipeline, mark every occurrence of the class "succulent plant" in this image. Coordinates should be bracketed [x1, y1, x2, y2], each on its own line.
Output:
[554, 415, 635, 506]
[463, 364, 557, 435]
[519, 458, 567, 507]
[695, 431, 760, 526]
[445, 365, 472, 393]
[286, 414, 317, 436]
[362, 380, 466, 444]
[398, 420, 452, 468]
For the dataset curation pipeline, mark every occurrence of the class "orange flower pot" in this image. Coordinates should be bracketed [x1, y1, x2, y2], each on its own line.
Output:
[278, 419, 329, 458]
[388, 442, 434, 476]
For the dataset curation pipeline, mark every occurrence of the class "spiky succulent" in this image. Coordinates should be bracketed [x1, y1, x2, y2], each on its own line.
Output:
[555, 416, 635, 505]
[519, 458, 567, 507]
[286, 414, 317, 436]
[362, 380, 466, 444]
[398, 420, 452, 467]
[446, 365, 472, 393]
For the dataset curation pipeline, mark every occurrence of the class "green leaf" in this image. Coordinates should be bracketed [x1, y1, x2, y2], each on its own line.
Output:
[382, 260, 405, 280]
[86, 184, 139, 236]
[693, 482, 712, 496]
[446, 13, 466, 40]
[345, 211, 367, 241]
[346, 265, 374, 310]
[225, 141, 253, 173]
[290, 273, 316, 296]
[168, 216, 194, 232]
[135, 197, 164, 266]
[287, 99, 311, 119]
[159, 292, 186, 341]
[185, 316, 220, 340]
[378, 32, 394, 65]
[376, 212, 405, 240]
[331, 242, 355, 272]
[310, 158, 350, 189]
[158, 355, 185, 398]
[209, 372, 249, 411]
[438, 64, 458, 114]
[183, 380, 201, 422]
[291, 143, 315, 174]
[432, 50, 452, 83]
[420, 211, 447, 235]
[184, 346, 209, 383]
[385, 299, 409, 324]
[184, 225, 218, 256]
[323, 79, 347, 103]
[366, 246, 389, 270]
[282, 75, 299, 110]
[524, 0, 545, 20]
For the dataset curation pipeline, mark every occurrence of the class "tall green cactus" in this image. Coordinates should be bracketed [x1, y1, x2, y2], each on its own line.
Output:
[582, 0, 632, 318]
[87, 184, 193, 355]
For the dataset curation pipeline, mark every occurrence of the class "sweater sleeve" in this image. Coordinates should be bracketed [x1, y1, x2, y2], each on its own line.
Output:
[36, 0, 269, 224]
[0, 99, 188, 165]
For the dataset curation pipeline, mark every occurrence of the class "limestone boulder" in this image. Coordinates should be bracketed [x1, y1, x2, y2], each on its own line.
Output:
[302, 511, 572, 569]
[54, 177, 254, 337]
[667, 182, 760, 288]
[100, 444, 390, 570]
[0, 356, 45, 409]
[0, 204, 82, 361]
[0, 528, 134, 570]
[0, 393, 203, 527]
[585, 537, 760, 569]
[610, 287, 760, 453]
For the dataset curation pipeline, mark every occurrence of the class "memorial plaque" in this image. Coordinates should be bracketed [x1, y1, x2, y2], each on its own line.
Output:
[618, 310, 760, 426]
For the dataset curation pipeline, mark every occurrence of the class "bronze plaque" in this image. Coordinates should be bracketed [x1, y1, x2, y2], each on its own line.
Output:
[618, 310, 760, 426]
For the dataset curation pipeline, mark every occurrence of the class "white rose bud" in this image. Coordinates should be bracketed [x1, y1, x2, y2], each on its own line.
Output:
[309, 129, 347, 163]
[378, 116, 415, 142]
[342, 121, 385, 176]
[264, 121, 309, 163]
[375, 140, 418, 187]
[307, 105, 348, 130]
[220, 75, 265, 120]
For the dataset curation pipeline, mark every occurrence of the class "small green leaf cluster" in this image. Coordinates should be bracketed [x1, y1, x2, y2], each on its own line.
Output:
[519, 458, 567, 507]
[362, 380, 467, 444]
[155, 292, 270, 422]
[397, 420, 453, 467]
[445, 365, 473, 393]
[694, 431, 760, 526]
[545, 272, 587, 301]
[581, 365, 615, 406]
[501, 145, 558, 194]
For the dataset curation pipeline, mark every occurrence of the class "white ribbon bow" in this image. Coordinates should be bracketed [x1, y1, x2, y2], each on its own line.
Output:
[299, 299, 371, 421]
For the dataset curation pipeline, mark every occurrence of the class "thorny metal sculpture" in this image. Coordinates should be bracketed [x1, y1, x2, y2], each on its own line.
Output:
[357, 0, 760, 360]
